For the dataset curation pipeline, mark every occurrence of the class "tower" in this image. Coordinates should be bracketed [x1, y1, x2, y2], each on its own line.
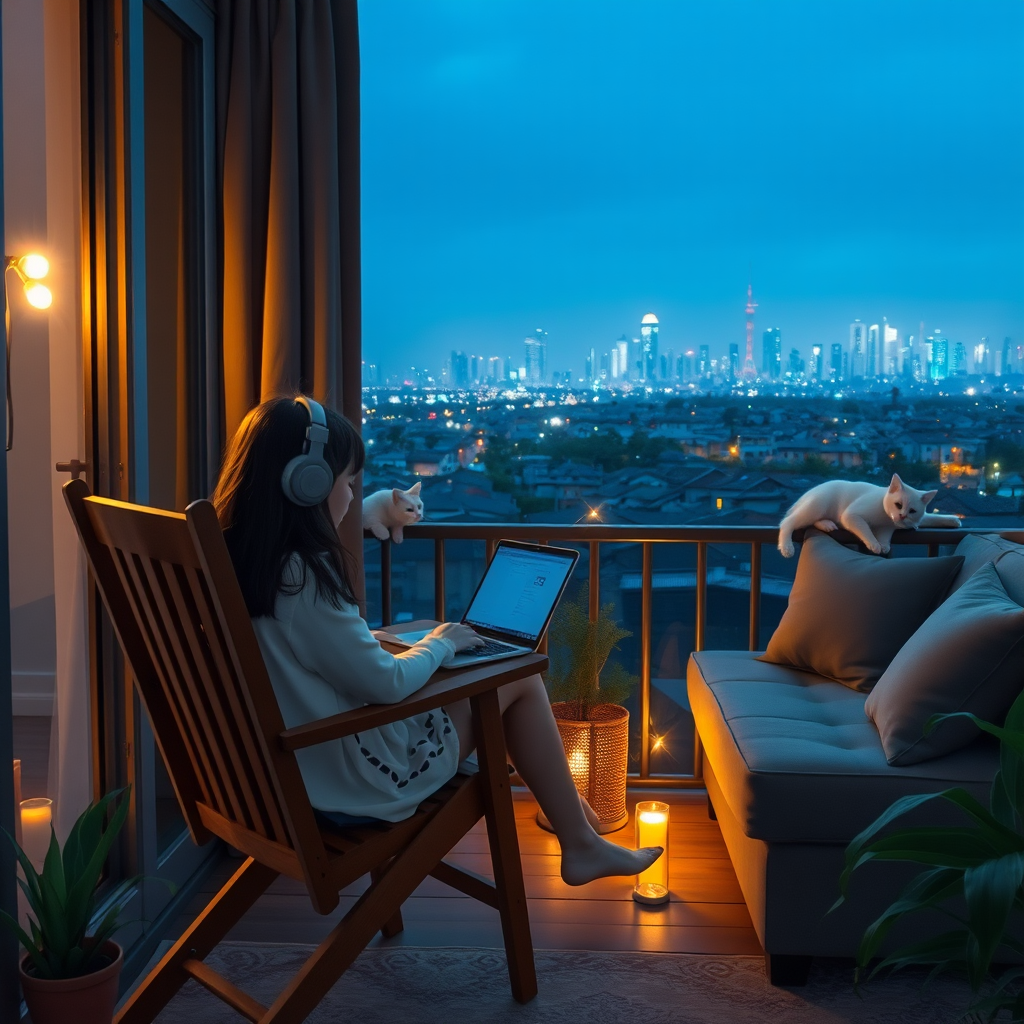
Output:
[849, 320, 866, 378]
[762, 328, 781, 379]
[743, 281, 757, 378]
[640, 313, 659, 381]
[524, 329, 547, 383]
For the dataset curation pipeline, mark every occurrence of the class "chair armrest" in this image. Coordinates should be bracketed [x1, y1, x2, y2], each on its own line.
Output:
[278, 653, 547, 752]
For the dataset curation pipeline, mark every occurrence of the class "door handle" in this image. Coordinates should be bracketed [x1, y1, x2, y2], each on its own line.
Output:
[55, 459, 87, 480]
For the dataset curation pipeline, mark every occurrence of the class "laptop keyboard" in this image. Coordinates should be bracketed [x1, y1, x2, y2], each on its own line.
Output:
[473, 638, 521, 656]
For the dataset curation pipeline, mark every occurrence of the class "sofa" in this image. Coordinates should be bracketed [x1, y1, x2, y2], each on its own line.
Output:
[688, 530, 1024, 985]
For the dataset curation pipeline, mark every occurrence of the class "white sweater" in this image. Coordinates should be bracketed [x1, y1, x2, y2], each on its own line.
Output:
[252, 557, 460, 821]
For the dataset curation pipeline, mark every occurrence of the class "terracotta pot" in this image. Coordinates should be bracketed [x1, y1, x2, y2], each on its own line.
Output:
[20, 941, 123, 1024]
[540, 702, 630, 833]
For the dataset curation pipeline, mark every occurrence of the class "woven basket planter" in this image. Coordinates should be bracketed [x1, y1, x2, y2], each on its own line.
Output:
[538, 702, 629, 834]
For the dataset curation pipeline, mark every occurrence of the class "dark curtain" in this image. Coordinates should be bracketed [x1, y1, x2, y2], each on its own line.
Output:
[216, 0, 364, 585]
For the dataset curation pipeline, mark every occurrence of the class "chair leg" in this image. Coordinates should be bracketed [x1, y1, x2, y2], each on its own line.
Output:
[472, 688, 537, 1004]
[115, 857, 279, 1024]
[370, 864, 404, 938]
[259, 784, 487, 1024]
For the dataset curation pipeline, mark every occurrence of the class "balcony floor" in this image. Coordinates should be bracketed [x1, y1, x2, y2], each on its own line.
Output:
[171, 789, 762, 956]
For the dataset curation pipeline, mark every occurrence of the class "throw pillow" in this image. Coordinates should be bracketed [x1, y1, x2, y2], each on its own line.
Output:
[947, 533, 1024, 601]
[865, 561, 1024, 766]
[758, 531, 963, 692]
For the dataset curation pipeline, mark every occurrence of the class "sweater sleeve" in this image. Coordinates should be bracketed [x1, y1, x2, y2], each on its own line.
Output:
[283, 584, 450, 706]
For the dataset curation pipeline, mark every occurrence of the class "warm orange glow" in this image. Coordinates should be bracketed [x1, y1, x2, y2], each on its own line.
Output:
[24, 282, 52, 309]
[20, 254, 49, 280]
[20, 797, 52, 869]
[634, 800, 669, 904]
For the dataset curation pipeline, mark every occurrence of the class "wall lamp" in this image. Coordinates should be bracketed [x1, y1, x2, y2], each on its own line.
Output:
[4, 253, 52, 451]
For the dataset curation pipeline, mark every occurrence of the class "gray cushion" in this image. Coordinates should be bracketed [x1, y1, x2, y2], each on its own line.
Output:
[866, 561, 1024, 765]
[759, 531, 963, 692]
[688, 650, 998, 843]
[949, 533, 1024, 605]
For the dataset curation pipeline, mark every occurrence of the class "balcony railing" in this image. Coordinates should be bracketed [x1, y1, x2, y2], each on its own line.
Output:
[368, 524, 1019, 788]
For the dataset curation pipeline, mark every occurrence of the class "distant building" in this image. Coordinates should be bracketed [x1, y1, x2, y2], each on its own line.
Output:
[728, 343, 739, 381]
[698, 344, 711, 378]
[641, 313, 659, 381]
[1003, 337, 1016, 375]
[973, 338, 990, 374]
[450, 350, 469, 388]
[866, 324, 880, 378]
[616, 337, 629, 380]
[787, 348, 803, 376]
[524, 329, 547, 383]
[762, 327, 782, 379]
[929, 335, 949, 380]
[951, 341, 968, 376]
[829, 343, 843, 380]
[883, 320, 899, 376]
[810, 344, 823, 380]
[849, 320, 867, 378]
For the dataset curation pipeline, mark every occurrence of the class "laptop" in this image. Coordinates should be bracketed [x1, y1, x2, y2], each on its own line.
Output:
[377, 540, 580, 667]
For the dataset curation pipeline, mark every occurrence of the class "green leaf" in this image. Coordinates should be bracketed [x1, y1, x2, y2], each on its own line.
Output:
[848, 867, 963, 966]
[868, 929, 969, 980]
[0, 908, 50, 978]
[963, 853, 1024, 988]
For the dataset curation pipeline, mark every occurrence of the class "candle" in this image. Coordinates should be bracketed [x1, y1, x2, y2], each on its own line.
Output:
[633, 800, 670, 905]
[20, 798, 53, 872]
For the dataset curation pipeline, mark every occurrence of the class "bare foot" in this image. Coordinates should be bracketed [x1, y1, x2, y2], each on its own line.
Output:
[560, 837, 664, 886]
[813, 519, 837, 532]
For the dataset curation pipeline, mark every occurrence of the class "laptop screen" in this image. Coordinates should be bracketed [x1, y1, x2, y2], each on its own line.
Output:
[462, 542, 578, 643]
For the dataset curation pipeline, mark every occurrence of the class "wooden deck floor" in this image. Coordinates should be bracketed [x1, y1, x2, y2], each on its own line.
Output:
[170, 789, 762, 956]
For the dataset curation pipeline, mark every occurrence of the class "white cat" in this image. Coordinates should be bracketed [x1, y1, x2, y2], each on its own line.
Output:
[777, 474, 960, 557]
[362, 482, 424, 543]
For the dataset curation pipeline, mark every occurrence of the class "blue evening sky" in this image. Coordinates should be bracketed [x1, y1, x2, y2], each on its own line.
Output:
[360, 0, 1024, 379]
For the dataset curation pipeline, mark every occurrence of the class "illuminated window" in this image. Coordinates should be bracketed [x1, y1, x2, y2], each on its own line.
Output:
[716, 497, 723, 510]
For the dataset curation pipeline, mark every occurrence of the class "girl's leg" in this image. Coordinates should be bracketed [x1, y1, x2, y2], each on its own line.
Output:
[446, 674, 662, 886]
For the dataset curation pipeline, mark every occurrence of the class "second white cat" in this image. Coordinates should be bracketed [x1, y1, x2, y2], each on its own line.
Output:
[362, 482, 424, 543]
[777, 474, 960, 557]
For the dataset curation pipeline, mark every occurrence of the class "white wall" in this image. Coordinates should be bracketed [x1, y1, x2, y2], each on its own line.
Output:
[3, 0, 57, 716]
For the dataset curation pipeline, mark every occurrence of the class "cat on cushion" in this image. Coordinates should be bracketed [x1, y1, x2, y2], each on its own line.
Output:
[362, 482, 424, 543]
[777, 473, 960, 558]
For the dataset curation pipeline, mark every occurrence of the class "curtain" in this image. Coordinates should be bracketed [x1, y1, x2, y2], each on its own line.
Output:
[216, 0, 364, 579]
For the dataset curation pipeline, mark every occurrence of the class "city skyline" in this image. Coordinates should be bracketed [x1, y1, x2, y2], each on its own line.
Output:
[360, 1, 1024, 378]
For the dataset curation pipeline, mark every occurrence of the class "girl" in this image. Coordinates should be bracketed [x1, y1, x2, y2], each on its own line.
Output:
[213, 396, 662, 885]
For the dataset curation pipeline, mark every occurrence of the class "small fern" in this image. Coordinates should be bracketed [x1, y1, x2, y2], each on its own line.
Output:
[546, 586, 638, 720]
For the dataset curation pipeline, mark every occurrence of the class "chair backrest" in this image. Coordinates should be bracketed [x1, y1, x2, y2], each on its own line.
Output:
[63, 479, 333, 900]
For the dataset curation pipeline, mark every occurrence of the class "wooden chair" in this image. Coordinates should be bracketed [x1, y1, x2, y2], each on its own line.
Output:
[63, 479, 543, 1024]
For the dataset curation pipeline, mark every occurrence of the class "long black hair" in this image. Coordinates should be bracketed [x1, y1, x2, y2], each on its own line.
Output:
[212, 396, 365, 617]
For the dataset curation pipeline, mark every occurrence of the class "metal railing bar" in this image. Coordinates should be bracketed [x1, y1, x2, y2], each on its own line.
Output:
[380, 540, 392, 627]
[695, 541, 708, 653]
[589, 540, 600, 621]
[434, 539, 446, 622]
[639, 542, 653, 779]
[749, 542, 762, 652]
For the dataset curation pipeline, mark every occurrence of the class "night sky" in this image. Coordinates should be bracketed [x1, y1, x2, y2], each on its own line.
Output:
[360, 0, 1024, 379]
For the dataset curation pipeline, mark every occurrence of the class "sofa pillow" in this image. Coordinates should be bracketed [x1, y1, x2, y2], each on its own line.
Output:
[866, 561, 1024, 766]
[948, 533, 1024, 602]
[758, 531, 963, 692]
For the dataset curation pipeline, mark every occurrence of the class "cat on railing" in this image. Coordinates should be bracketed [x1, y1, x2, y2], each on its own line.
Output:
[777, 473, 960, 557]
[362, 482, 424, 543]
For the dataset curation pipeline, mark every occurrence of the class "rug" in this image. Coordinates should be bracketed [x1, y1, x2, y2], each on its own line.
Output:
[150, 944, 977, 1024]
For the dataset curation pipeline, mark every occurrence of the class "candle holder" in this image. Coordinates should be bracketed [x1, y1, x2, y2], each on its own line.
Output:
[632, 800, 669, 905]
[20, 797, 53, 871]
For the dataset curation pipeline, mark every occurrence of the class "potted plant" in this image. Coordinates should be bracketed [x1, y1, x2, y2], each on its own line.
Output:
[832, 689, 1024, 1019]
[542, 586, 638, 833]
[1, 788, 141, 1024]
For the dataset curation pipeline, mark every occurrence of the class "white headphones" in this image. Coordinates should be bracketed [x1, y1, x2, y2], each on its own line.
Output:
[280, 396, 334, 507]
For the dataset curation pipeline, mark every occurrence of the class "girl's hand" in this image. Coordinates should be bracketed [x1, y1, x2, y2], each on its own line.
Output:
[426, 622, 485, 653]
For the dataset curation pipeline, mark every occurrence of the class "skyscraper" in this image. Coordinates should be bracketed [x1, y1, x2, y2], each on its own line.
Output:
[1003, 337, 1016, 375]
[616, 337, 629, 381]
[866, 324, 880, 379]
[929, 334, 949, 380]
[728, 343, 739, 381]
[810, 344, 823, 380]
[640, 313, 659, 381]
[849, 321, 867, 378]
[698, 345, 710, 378]
[762, 328, 782, 379]
[830, 343, 843, 380]
[524, 329, 547, 383]
[951, 341, 967, 376]
[883, 320, 899, 376]
[450, 350, 470, 388]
